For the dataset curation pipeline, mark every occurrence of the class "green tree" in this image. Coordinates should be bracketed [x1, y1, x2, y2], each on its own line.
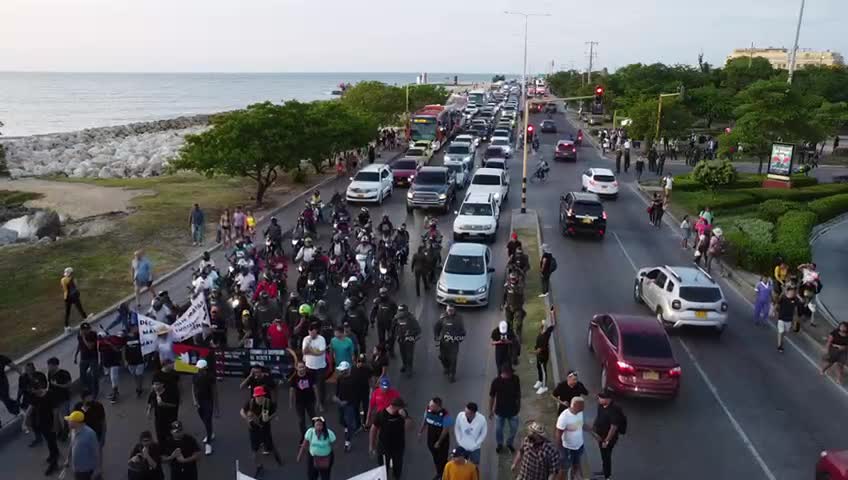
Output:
[625, 95, 694, 146]
[340, 81, 405, 127]
[407, 84, 450, 112]
[302, 101, 378, 173]
[173, 101, 308, 205]
[793, 65, 848, 104]
[720, 57, 775, 93]
[492, 74, 506, 82]
[693, 159, 738, 190]
[687, 85, 734, 128]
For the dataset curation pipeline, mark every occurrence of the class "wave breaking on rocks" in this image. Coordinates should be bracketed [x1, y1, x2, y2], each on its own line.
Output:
[0, 115, 211, 178]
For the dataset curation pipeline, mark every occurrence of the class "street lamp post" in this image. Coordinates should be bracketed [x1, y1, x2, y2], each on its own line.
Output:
[787, 0, 806, 85]
[505, 10, 551, 213]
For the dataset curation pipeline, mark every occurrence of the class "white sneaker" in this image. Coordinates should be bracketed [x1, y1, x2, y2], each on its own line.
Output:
[538, 292, 549, 298]
[204, 443, 213, 455]
[532, 381, 542, 389]
[536, 386, 548, 395]
[202, 433, 216, 443]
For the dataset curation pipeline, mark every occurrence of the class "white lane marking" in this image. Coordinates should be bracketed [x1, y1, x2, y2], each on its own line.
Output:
[612, 232, 638, 271]
[615, 232, 778, 480]
[678, 340, 778, 480]
[626, 181, 848, 398]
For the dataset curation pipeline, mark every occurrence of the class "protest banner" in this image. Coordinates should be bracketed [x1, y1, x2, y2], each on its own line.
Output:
[213, 347, 296, 379]
[137, 314, 170, 356]
[346, 465, 388, 480]
[173, 343, 214, 374]
[171, 294, 210, 342]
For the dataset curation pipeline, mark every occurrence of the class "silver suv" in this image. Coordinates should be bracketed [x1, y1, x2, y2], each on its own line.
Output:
[634, 265, 728, 334]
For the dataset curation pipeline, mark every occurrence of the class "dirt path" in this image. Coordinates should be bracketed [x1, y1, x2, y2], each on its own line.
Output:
[0, 178, 153, 219]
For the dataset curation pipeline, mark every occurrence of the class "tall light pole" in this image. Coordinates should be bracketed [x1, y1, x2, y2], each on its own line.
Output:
[787, 0, 806, 85]
[505, 10, 550, 213]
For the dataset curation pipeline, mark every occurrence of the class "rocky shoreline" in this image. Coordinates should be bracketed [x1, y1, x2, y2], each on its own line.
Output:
[0, 114, 212, 178]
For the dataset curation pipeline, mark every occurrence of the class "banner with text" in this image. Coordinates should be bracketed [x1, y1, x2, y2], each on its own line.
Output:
[137, 314, 170, 356]
[346, 466, 388, 480]
[171, 294, 210, 342]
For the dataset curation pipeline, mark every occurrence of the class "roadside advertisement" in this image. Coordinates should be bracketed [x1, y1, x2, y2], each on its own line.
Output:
[767, 143, 795, 179]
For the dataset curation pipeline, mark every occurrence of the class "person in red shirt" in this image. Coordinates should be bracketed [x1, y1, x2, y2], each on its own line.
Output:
[253, 273, 279, 302]
[266, 318, 290, 350]
[366, 377, 400, 427]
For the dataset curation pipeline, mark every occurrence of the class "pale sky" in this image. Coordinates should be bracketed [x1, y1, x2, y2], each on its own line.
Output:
[0, 0, 844, 73]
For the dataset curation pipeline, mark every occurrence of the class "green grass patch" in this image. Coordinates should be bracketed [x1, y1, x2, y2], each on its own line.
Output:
[0, 173, 288, 357]
[0, 189, 43, 207]
[496, 227, 559, 478]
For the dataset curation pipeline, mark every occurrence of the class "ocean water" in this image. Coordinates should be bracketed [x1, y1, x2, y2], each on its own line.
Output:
[0, 72, 505, 137]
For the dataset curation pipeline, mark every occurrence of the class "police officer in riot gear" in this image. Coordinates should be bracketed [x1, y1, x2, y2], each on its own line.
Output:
[313, 299, 335, 343]
[370, 287, 398, 356]
[343, 297, 369, 354]
[433, 305, 466, 383]
[392, 304, 421, 377]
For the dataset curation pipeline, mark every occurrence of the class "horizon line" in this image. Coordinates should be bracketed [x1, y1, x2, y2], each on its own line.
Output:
[0, 70, 527, 76]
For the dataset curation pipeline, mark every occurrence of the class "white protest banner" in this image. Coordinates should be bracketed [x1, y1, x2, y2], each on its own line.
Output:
[170, 294, 210, 342]
[137, 314, 170, 356]
[346, 466, 388, 480]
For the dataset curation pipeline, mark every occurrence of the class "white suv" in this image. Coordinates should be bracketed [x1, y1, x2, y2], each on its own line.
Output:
[634, 265, 729, 334]
[467, 168, 509, 206]
[346, 164, 393, 204]
[453, 192, 500, 243]
[581, 168, 619, 198]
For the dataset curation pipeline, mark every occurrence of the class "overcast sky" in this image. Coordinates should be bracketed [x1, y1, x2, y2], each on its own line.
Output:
[0, 0, 844, 73]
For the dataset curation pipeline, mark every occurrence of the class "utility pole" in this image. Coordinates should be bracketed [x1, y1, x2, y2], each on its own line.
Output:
[586, 41, 598, 83]
[749, 42, 755, 68]
[787, 0, 806, 85]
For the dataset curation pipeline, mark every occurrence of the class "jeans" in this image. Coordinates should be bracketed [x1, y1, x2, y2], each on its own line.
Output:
[197, 400, 214, 442]
[64, 294, 87, 328]
[754, 299, 770, 325]
[191, 224, 204, 243]
[378, 444, 405, 480]
[599, 442, 615, 478]
[78, 358, 100, 398]
[541, 273, 551, 294]
[495, 415, 519, 447]
[467, 448, 481, 465]
[536, 357, 548, 385]
[338, 403, 358, 442]
[295, 401, 316, 440]
[109, 366, 121, 389]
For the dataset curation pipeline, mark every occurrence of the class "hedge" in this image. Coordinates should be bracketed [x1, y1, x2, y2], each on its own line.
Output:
[726, 210, 817, 274]
[757, 199, 801, 223]
[773, 210, 817, 267]
[676, 183, 848, 215]
[673, 173, 818, 192]
[808, 193, 848, 223]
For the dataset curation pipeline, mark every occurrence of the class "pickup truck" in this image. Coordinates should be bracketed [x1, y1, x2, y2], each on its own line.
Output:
[406, 166, 457, 213]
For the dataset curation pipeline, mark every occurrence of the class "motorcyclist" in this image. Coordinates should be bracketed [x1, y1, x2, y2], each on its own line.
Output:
[433, 305, 466, 383]
[376, 252, 399, 291]
[301, 270, 327, 305]
[148, 295, 173, 324]
[210, 305, 228, 348]
[253, 271, 279, 302]
[343, 298, 369, 354]
[333, 201, 350, 224]
[344, 275, 366, 306]
[254, 291, 281, 347]
[235, 266, 256, 295]
[501, 271, 527, 334]
[341, 256, 361, 284]
[357, 207, 371, 229]
[292, 304, 313, 351]
[532, 135, 540, 152]
[199, 251, 215, 270]
[392, 304, 422, 376]
[535, 157, 550, 180]
[313, 299, 335, 343]
[301, 200, 316, 232]
[378, 214, 394, 239]
[264, 218, 283, 255]
[330, 233, 351, 259]
[355, 236, 374, 279]
[370, 287, 398, 355]
[284, 291, 302, 331]
[295, 237, 317, 264]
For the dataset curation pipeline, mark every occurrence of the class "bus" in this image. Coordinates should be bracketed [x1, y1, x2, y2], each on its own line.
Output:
[468, 89, 488, 106]
[407, 96, 466, 150]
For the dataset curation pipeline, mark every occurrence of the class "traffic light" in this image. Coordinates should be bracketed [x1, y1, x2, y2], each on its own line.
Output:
[592, 85, 605, 115]
[595, 86, 604, 96]
[527, 124, 535, 141]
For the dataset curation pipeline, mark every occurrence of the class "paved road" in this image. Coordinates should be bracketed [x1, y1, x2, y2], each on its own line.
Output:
[527, 109, 848, 480]
[812, 216, 848, 325]
[1, 146, 525, 479]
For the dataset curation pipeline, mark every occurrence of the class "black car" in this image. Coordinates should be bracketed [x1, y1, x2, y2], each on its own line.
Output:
[407, 166, 457, 213]
[469, 124, 489, 142]
[540, 120, 557, 133]
[544, 103, 557, 114]
[559, 192, 606, 238]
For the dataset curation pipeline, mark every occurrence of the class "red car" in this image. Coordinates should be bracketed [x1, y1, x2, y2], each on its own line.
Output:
[390, 158, 420, 187]
[817, 450, 848, 479]
[587, 314, 681, 399]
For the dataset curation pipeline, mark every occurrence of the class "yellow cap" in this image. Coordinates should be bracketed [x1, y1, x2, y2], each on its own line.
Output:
[65, 410, 85, 423]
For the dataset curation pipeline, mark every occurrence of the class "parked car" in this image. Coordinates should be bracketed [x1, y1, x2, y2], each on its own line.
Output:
[581, 168, 619, 198]
[554, 140, 577, 161]
[634, 265, 729, 335]
[587, 314, 681, 399]
[467, 167, 509, 206]
[390, 158, 420, 187]
[406, 166, 457, 213]
[453, 192, 500, 243]
[436, 242, 495, 307]
[559, 191, 606, 238]
[346, 163, 393, 204]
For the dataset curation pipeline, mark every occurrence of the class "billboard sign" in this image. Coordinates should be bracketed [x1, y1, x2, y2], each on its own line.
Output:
[767, 143, 795, 179]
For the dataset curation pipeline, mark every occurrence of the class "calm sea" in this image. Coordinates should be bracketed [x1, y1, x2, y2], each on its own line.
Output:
[0, 72, 508, 137]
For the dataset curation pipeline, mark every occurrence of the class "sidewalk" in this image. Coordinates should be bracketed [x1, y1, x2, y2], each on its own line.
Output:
[0, 146, 406, 435]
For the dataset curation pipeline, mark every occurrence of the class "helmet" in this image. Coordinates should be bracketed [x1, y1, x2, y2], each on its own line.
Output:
[289, 291, 300, 299]
[382, 214, 389, 221]
[316, 299, 327, 309]
[348, 275, 358, 283]
[304, 238, 314, 246]
[398, 304, 408, 312]
[379, 287, 388, 296]
[360, 207, 369, 213]
[271, 217, 278, 224]
[399, 223, 406, 230]
[344, 298, 353, 310]
[298, 304, 313, 316]
[508, 271, 519, 283]
[202, 251, 210, 260]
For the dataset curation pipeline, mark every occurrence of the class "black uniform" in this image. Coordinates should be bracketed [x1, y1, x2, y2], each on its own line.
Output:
[392, 311, 422, 374]
[433, 312, 466, 382]
[344, 305, 369, 354]
[411, 250, 432, 297]
[371, 297, 398, 353]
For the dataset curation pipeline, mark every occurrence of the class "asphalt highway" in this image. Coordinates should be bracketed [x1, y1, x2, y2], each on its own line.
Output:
[527, 108, 848, 480]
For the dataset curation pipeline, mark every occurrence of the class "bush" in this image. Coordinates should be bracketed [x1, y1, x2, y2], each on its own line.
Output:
[725, 229, 776, 274]
[291, 168, 308, 184]
[673, 172, 817, 192]
[757, 199, 801, 222]
[773, 210, 817, 266]
[808, 193, 848, 223]
[692, 160, 738, 190]
[729, 217, 775, 241]
[674, 190, 758, 213]
[744, 183, 848, 203]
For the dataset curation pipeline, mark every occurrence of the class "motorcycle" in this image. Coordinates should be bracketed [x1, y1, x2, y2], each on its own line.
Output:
[310, 199, 325, 224]
[395, 245, 409, 273]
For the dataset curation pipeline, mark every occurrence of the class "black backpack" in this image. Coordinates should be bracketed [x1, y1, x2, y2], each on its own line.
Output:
[548, 254, 558, 273]
[617, 405, 628, 435]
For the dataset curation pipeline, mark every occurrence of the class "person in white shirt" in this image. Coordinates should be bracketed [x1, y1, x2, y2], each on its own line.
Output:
[454, 402, 488, 465]
[556, 396, 591, 480]
[235, 268, 256, 294]
[301, 323, 328, 407]
[663, 174, 674, 201]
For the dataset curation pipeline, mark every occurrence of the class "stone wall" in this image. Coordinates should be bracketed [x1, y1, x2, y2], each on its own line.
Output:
[0, 115, 211, 178]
